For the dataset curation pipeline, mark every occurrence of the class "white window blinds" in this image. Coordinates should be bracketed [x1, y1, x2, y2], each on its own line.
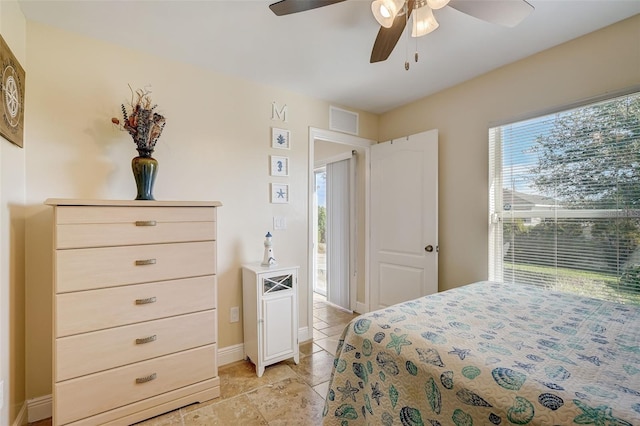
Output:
[489, 91, 640, 304]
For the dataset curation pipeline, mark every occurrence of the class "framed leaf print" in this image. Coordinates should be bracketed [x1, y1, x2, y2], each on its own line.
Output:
[272, 127, 290, 149]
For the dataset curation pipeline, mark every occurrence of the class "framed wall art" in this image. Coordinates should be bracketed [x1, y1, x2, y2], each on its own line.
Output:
[270, 155, 289, 177]
[0, 34, 25, 148]
[271, 183, 289, 204]
[271, 127, 290, 149]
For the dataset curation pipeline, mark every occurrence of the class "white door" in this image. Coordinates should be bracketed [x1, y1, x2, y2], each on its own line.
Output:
[370, 130, 438, 310]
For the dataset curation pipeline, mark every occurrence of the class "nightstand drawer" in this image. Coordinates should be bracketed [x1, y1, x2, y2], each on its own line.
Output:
[56, 275, 216, 337]
[55, 344, 217, 425]
[56, 241, 216, 293]
[56, 310, 216, 381]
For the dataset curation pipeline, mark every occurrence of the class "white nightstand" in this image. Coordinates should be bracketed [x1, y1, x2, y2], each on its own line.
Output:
[242, 263, 300, 377]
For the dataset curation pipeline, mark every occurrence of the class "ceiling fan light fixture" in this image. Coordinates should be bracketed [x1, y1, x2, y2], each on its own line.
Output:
[426, 0, 450, 10]
[371, 0, 404, 28]
[412, 5, 439, 37]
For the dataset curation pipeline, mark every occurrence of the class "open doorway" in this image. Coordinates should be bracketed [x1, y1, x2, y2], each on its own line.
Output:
[307, 128, 374, 339]
[313, 153, 354, 311]
[313, 167, 327, 297]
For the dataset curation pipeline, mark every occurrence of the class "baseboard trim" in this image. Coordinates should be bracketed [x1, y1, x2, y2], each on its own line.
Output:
[11, 400, 28, 426]
[356, 302, 368, 314]
[27, 394, 51, 423]
[218, 343, 245, 366]
[299, 326, 310, 343]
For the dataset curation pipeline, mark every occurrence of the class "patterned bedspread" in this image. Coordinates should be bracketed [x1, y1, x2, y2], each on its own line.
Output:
[322, 281, 640, 425]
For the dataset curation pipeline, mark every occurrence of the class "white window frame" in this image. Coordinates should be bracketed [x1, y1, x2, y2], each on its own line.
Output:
[488, 89, 640, 303]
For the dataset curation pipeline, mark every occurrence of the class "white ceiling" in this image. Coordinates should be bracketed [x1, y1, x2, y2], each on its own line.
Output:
[18, 0, 640, 114]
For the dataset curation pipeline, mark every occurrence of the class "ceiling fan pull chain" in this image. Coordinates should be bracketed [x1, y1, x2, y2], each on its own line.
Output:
[414, 1, 419, 64]
[405, 1, 410, 70]
[415, 23, 419, 63]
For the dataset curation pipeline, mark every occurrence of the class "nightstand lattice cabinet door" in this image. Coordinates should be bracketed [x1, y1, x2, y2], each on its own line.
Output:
[242, 264, 300, 377]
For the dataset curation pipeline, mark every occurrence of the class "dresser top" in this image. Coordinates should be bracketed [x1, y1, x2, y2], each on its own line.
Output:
[45, 199, 222, 207]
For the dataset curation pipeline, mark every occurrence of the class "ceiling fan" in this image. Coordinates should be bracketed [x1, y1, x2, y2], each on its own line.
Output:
[268, 0, 534, 64]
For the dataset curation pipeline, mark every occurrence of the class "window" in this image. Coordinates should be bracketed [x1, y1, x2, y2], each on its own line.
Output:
[489, 91, 640, 304]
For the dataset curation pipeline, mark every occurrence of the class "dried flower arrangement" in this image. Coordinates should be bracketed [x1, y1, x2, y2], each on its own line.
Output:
[111, 86, 166, 157]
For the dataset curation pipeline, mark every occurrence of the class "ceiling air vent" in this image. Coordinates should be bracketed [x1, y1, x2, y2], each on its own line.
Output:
[330, 106, 359, 136]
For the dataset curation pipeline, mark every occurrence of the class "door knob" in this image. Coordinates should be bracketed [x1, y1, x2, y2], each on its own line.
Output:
[425, 245, 433, 252]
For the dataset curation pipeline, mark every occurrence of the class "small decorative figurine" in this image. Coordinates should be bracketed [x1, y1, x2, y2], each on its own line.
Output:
[261, 232, 277, 266]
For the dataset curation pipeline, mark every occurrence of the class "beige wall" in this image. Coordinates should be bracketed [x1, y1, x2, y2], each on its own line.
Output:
[22, 22, 378, 401]
[0, 1, 26, 425]
[380, 14, 640, 291]
[315, 140, 354, 160]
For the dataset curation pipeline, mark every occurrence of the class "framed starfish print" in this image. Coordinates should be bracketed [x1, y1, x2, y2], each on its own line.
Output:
[0, 33, 25, 148]
[271, 183, 289, 204]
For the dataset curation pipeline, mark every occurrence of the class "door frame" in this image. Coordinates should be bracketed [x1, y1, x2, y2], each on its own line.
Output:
[307, 128, 374, 335]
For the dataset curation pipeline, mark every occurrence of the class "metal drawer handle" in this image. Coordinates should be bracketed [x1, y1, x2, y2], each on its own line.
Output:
[135, 297, 157, 305]
[135, 220, 157, 226]
[135, 373, 157, 384]
[135, 258, 157, 266]
[135, 335, 157, 345]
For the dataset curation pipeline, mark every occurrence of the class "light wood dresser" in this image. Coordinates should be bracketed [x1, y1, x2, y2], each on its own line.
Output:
[45, 199, 222, 425]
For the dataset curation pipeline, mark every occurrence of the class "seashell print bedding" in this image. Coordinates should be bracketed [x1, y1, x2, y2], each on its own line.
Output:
[322, 281, 640, 425]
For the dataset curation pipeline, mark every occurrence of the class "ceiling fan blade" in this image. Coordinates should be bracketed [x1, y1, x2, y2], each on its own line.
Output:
[269, 0, 347, 16]
[370, 1, 415, 63]
[448, 0, 534, 28]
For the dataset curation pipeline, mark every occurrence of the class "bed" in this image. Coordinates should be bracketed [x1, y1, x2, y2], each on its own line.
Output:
[322, 281, 640, 425]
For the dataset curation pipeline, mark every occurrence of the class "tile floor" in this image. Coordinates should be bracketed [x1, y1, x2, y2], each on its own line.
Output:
[30, 293, 358, 426]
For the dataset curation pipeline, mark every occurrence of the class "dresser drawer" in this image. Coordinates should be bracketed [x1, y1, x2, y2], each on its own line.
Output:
[56, 241, 216, 293]
[55, 205, 216, 249]
[56, 275, 216, 337]
[55, 205, 216, 224]
[56, 221, 216, 249]
[55, 344, 217, 425]
[56, 310, 217, 381]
